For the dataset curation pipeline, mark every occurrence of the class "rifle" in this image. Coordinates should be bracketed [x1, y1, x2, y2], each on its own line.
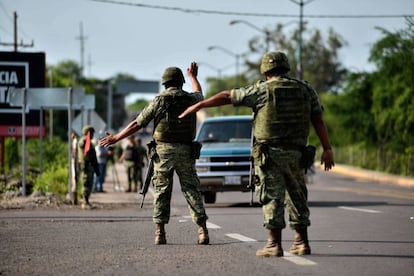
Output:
[139, 157, 154, 208]
[248, 112, 255, 206]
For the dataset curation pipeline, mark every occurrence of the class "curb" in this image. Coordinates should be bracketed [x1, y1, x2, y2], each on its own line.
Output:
[325, 164, 414, 188]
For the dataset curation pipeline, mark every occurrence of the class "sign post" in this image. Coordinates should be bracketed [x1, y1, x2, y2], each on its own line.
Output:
[8, 87, 94, 199]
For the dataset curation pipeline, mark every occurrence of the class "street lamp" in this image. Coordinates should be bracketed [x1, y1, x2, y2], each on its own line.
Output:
[207, 45, 247, 88]
[198, 62, 235, 79]
[229, 20, 271, 52]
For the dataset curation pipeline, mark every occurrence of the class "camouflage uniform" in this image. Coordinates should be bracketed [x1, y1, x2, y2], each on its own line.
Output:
[230, 68, 323, 231]
[77, 125, 99, 206]
[136, 87, 208, 226]
[123, 138, 139, 192]
[135, 138, 147, 190]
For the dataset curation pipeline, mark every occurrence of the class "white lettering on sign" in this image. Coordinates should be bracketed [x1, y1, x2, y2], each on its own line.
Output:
[0, 87, 7, 103]
[0, 71, 19, 85]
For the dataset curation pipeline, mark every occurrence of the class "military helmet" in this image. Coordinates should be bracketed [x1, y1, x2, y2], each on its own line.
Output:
[162, 67, 185, 85]
[260, 51, 290, 74]
[82, 125, 95, 135]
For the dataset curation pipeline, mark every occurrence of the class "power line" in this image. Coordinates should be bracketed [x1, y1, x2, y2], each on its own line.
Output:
[90, 0, 413, 19]
[0, 5, 34, 46]
[0, 12, 33, 51]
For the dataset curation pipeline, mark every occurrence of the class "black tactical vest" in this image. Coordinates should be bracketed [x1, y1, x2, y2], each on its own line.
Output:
[254, 77, 311, 146]
[153, 91, 197, 143]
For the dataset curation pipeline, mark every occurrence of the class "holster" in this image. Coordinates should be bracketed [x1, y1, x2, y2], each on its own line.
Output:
[147, 140, 158, 160]
[191, 141, 202, 159]
[300, 145, 316, 170]
[252, 142, 269, 169]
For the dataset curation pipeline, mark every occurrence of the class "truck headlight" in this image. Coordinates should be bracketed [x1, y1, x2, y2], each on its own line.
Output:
[196, 157, 209, 172]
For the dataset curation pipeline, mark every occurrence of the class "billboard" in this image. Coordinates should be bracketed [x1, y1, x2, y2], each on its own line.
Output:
[0, 51, 46, 137]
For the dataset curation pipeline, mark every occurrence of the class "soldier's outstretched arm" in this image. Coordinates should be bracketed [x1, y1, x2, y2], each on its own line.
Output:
[99, 120, 142, 147]
[179, 90, 232, 118]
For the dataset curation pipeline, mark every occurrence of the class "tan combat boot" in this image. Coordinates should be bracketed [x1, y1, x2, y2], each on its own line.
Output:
[289, 227, 311, 255]
[155, 223, 167, 245]
[197, 221, 209, 245]
[256, 228, 284, 257]
[81, 195, 92, 209]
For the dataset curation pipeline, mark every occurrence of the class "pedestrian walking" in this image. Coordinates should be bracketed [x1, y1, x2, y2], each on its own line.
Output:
[77, 125, 100, 209]
[99, 62, 209, 245]
[179, 52, 335, 256]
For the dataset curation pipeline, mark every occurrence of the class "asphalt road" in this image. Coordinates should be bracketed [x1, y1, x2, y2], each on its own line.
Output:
[1, 165, 413, 276]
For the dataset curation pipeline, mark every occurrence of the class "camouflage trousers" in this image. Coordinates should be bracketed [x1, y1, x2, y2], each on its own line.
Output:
[79, 163, 95, 199]
[254, 147, 310, 230]
[152, 142, 208, 225]
[124, 160, 138, 188]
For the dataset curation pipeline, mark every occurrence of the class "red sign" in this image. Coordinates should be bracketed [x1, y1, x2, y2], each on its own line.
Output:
[0, 126, 46, 137]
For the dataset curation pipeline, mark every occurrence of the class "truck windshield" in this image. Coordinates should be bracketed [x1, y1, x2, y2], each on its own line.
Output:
[198, 120, 252, 143]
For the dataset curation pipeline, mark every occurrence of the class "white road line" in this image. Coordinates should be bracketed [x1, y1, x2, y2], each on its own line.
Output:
[226, 233, 257, 242]
[282, 252, 317, 266]
[207, 222, 222, 229]
[226, 233, 317, 266]
[180, 217, 221, 229]
[338, 206, 382, 213]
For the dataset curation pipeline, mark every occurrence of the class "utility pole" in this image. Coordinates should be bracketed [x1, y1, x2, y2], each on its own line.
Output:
[290, 0, 314, 80]
[0, 12, 34, 51]
[76, 22, 87, 78]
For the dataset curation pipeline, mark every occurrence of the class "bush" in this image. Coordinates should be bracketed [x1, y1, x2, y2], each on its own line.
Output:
[33, 165, 68, 197]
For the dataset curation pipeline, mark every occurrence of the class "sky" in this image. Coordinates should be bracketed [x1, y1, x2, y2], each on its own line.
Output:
[1, 0, 413, 102]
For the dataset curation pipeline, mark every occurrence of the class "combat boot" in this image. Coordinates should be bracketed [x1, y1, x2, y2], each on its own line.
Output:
[81, 195, 92, 210]
[289, 227, 311, 255]
[155, 223, 167, 245]
[197, 221, 209, 245]
[125, 183, 131, 193]
[256, 228, 284, 257]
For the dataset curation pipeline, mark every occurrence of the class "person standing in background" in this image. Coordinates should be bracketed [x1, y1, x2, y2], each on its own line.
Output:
[118, 135, 139, 193]
[135, 137, 148, 190]
[94, 141, 112, 192]
[77, 125, 100, 209]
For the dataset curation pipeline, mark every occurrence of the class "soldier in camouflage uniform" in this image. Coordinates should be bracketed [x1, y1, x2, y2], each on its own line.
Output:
[118, 135, 139, 192]
[179, 52, 335, 257]
[99, 62, 209, 245]
[135, 137, 148, 190]
[77, 125, 100, 209]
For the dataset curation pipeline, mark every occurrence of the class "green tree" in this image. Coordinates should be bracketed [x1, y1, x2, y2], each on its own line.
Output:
[127, 98, 148, 113]
[323, 19, 414, 175]
[368, 19, 414, 153]
[328, 72, 376, 146]
[245, 23, 348, 93]
[204, 75, 251, 116]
